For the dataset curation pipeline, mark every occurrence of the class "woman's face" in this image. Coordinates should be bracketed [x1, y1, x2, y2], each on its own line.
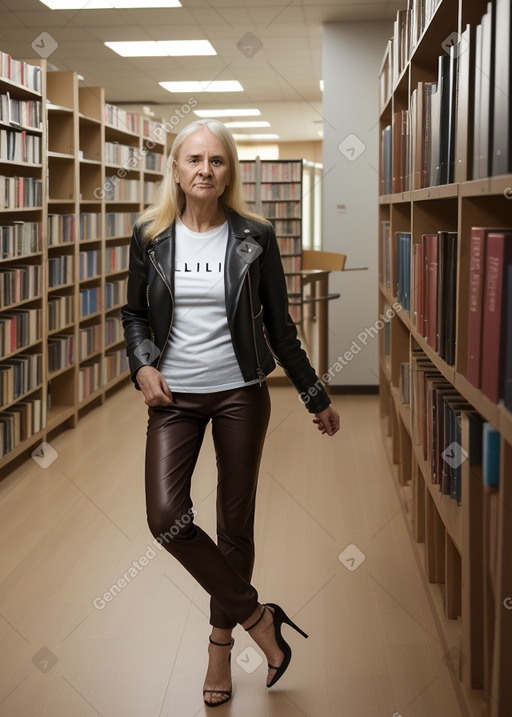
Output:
[173, 127, 231, 206]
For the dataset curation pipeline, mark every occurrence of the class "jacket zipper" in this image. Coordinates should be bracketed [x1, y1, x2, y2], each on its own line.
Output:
[148, 248, 174, 371]
[246, 270, 265, 385]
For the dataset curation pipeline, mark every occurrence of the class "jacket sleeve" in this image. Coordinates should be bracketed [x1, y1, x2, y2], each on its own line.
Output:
[120, 226, 157, 389]
[257, 224, 331, 414]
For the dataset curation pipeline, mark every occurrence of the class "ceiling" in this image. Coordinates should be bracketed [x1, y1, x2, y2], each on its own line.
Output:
[0, 0, 402, 141]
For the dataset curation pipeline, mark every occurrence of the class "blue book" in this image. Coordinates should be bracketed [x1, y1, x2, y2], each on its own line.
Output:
[482, 422, 500, 486]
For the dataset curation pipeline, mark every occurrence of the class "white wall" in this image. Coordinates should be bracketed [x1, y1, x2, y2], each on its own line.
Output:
[322, 22, 392, 387]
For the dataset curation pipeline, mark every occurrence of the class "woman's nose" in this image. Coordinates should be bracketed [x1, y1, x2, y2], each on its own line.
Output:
[199, 159, 211, 174]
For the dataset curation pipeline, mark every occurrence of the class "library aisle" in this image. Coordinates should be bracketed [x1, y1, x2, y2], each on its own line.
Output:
[0, 383, 463, 717]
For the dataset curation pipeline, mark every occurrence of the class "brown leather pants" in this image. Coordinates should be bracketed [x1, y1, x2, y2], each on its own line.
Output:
[145, 382, 271, 629]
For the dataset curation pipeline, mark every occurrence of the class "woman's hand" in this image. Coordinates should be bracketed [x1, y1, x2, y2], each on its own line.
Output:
[136, 366, 174, 407]
[313, 405, 340, 436]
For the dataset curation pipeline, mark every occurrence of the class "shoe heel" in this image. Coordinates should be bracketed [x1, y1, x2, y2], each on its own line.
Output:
[265, 603, 308, 639]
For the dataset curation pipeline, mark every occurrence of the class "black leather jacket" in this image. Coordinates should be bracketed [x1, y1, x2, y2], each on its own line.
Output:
[121, 207, 330, 414]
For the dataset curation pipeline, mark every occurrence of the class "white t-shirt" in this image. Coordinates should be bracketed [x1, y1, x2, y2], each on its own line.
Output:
[159, 219, 258, 393]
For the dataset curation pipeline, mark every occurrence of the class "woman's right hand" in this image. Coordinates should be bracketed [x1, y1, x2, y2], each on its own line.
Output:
[136, 366, 174, 406]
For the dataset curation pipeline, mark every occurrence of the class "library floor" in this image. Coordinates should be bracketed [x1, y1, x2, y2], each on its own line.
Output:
[0, 383, 464, 717]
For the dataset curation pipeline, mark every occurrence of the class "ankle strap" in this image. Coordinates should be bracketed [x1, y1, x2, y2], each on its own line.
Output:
[244, 605, 266, 632]
[209, 636, 234, 647]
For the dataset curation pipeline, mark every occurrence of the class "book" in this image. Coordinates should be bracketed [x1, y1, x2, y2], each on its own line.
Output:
[481, 231, 512, 401]
[422, 233, 438, 349]
[492, 0, 512, 175]
[437, 231, 458, 365]
[454, 24, 476, 182]
[505, 263, 512, 411]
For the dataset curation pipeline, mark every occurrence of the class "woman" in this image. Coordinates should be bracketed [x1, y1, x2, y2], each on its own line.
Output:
[121, 119, 340, 707]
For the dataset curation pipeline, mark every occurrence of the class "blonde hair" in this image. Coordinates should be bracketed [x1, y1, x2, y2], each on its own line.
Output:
[137, 119, 269, 241]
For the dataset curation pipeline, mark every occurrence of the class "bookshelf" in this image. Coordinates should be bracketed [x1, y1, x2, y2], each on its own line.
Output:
[378, 2, 512, 716]
[0, 56, 170, 469]
[241, 158, 322, 323]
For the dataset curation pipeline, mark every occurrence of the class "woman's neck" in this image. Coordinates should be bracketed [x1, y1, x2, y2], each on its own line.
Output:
[180, 202, 226, 233]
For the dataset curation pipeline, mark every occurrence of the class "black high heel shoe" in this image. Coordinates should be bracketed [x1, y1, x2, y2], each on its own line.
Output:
[244, 603, 308, 688]
[203, 636, 234, 708]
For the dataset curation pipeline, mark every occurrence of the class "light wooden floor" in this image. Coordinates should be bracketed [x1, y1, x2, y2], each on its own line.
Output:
[0, 382, 464, 717]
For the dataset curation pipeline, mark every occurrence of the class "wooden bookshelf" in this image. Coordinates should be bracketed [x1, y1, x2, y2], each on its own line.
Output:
[0, 58, 171, 469]
[240, 158, 322, 323]
[379, 2, 512, 716]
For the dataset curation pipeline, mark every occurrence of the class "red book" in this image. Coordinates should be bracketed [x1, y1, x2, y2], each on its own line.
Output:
[481, 231, 512, 402]
[422, 233, 438, 349]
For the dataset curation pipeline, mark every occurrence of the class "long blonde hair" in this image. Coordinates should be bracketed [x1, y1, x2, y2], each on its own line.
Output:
[137, 119, 269, 241]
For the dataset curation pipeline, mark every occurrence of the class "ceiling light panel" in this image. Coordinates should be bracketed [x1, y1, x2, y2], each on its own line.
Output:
[105, 40, 216, 57]
[225, 121, 270, 128]
[40, 0, 181, 8]
[193, 109, 261, 118]
[160, 81, 243, 93]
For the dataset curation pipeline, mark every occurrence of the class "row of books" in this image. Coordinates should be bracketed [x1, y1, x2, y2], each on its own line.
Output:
[410, 354, 501, 505]
[262, 202, 301, 218]
[1, 221, 41, 259]
[79, 324, 101, 361]
[105, 278, 128, 310]
[104, 178, 140, 202]
[394, 231, 412, 314]
[272, 219, 301, 235]
[105, 316, 123, 346]
[0, 175, 42, 209]
[78, 361, 101, 401]
[142, 117, 165, 142]
[0, 308, 41, 357]
[48, 214, 75, 245]
[0, 129, 42, 164]
[144, 181, 159, 204]
[105, 245, 129, 274]
[104, 104, 140, 135]
[466, 227, 512, 407]
[80, 213, 101, 241]
[106, 212, 139, 238]
[145, 152, 164, 173]
[80, 287, 101, 317]
[0, 51, 42, 93]
[260, 162, 302, 182]
[104, 348, 129, 383]
[240, 163, 256, 182]
[281, 256, 302, 273]
[392, 1, 442, 87]
[0, 397, 44, 458]
[0, 353, 42, 408]
[473, 0, 512, 178]
[78, 250, 100, 281]
[0, 264, 41, 308]
[277, 237, 301, 255]
[0, 94, 42, 130]
[49, 255, 74, 287]
[260, 183, 301, 201]
[48, 336, 74, 373]
[412, 230, 458, 366]
[48, 295, 74, 332]
[104, 141, 139, 167]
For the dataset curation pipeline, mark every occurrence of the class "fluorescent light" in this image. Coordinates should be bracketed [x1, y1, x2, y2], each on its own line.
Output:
[40, 0, 181, 7]
[225, 121, 270, 128]
[105, 40, 216, 57]
[158, 40, 216, 56]
[160, 81, 243, 93]
[319, 79, 324, 91]
[105, 41, 166, 57]
[232, 134, 280, 141]
[194, 109, 261, 118]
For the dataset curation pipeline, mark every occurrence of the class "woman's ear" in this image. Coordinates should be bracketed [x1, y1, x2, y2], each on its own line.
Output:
[172, 159, 180, 184]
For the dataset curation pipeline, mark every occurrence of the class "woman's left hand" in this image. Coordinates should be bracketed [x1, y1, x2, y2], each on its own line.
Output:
[313, 406, 340, 436]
